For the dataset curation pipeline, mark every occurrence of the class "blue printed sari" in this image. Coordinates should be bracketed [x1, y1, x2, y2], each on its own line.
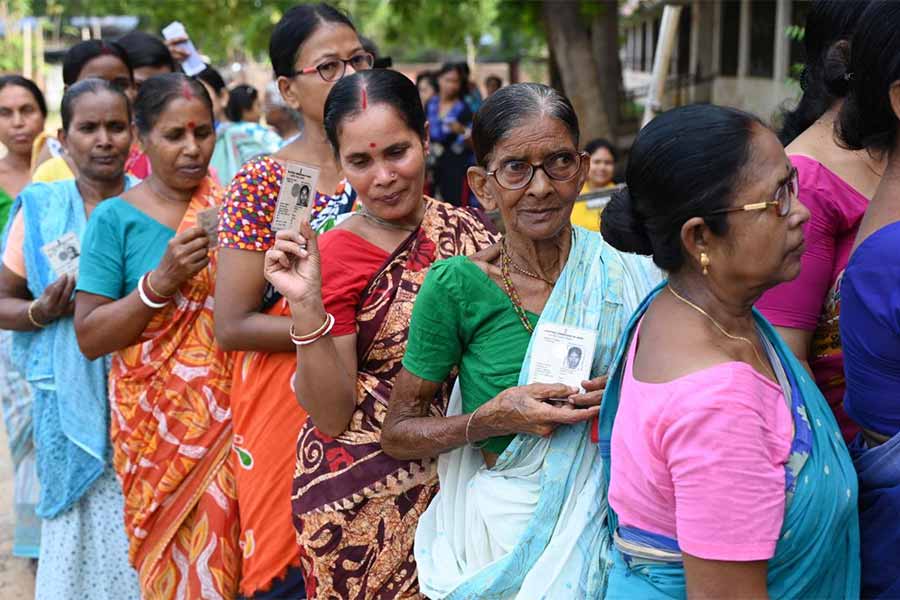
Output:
[597, 284, 860, 598]
[415, 227, 660, 599]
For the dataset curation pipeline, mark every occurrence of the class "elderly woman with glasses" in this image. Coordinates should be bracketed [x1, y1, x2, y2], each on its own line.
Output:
[380, 83, 659, 598]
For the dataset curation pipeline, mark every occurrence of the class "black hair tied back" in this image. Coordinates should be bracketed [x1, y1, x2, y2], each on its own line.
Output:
[601, 186, 654, 256]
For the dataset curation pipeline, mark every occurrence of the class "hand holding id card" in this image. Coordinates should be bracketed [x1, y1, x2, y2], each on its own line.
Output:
[272, 161, 320, 232]
[527, 323, 597, 393]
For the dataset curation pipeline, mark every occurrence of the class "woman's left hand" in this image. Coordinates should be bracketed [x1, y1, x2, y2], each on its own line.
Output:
[566, 375, 608, 408]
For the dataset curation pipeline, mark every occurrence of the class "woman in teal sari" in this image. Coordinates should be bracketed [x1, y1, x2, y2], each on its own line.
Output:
[381, 83, 659, 598]
[597, 104, 859, 598]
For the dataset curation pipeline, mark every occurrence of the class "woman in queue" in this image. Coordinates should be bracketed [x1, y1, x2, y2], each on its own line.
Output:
[836, 2, 900, 596]
[758, 0, 875, 442]
[426, 62, 476, 206]
[0, 74, 47, 561]
[381, 84, 659, 598]
[0, 79, 139, 599]
[32, 40, 135, 182]
[263, 68, 495, 598]
[596, 103, 859, 598]
[74, 73, 238, 600]
[214, 4, 370, 596]
[211, 83, 282, 185]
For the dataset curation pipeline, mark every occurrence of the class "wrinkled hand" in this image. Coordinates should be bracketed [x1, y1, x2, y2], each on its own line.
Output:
[263, 220, 322, 306]
[151, 226, 210, 296]
[567, 375, 608, 408]
[164, 36, 191, 63]
[31, 274, 75, 324]
[486, 382, 600, 438]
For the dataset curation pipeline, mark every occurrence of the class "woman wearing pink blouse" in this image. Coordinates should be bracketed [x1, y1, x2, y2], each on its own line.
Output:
[757, 0, 881, 442]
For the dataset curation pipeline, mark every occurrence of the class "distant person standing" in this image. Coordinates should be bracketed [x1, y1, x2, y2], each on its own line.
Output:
[427, 62, 475, 206]
[264, 81, 303, 145]
[416, 71, 438, 109]
[212, 83, 282, 186]
[484, 74, 503, 97]
[459, 62, 483, 113]
[571, 138, 618, 232]
[195, 65, 229, 130]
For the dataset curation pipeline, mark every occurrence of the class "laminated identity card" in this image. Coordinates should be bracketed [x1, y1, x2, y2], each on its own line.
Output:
[196, 207, 219, 247]
[161, 22, 207, 77]
[527, 323, 597, 392]
[272, 161, 320, 232]
[41, 232, 81, 278]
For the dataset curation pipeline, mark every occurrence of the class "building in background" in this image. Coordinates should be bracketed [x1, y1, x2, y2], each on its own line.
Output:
[622, 0, 809, 124]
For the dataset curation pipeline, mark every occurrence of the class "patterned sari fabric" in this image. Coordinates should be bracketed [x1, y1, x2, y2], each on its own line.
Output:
[291, 199, 496, 599]
[109, 179, 240, 600]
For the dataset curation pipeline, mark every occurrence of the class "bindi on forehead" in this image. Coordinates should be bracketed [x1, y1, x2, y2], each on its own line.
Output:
[369, 142, 377, 148]
[186, 121, 196, 130]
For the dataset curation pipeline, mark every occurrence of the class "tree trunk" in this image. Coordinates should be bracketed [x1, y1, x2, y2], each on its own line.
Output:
[541, 0, 620, 143]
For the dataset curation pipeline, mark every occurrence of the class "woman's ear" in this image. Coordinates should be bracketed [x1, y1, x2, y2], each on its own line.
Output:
[277, 77, 299, 111]
[56, 127, 67, 152]
[576, 152, 589, 191]
[422, 124, 430, 156]
[467, 166, 497, 211]
[680, 216, 712, 272]
[889, 80, 900, 121]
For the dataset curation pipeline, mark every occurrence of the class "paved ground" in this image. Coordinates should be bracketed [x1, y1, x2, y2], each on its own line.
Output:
[0, 423, 36, 599]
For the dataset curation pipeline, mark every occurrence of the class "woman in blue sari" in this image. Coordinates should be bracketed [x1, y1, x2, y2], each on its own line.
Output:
[597, 104, 859, 598]
[0, 79, 139, 599]
[835, 3, 900, 596]
[381, 83, 659, 598]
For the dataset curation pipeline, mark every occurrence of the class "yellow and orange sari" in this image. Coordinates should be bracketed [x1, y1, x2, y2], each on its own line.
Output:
[109, 178, 240, 599]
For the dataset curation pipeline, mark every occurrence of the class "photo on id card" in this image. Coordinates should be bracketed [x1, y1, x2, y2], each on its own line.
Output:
[272, 161, 320, 232]
[40, 231, 81, 278]
[527, 323, 597, 392]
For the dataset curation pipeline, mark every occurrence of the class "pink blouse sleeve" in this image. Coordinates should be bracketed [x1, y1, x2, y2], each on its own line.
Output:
[2, 211, 26, 278]
[756, 157, 840, 330]
[658, 367, 792, 561]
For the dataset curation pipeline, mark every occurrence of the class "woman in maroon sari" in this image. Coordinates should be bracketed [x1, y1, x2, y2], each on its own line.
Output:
[264, 69, 495, 598]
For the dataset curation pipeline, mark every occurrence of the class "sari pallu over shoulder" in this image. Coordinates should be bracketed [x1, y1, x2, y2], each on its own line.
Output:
[291, 198, 497, 599]
[109, 178, 240, 600]
[597, 284, 860, 599]
[414, 227, 660, 600]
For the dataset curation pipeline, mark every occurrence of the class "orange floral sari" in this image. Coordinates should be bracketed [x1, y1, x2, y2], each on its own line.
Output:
[109, 178, 240, 599]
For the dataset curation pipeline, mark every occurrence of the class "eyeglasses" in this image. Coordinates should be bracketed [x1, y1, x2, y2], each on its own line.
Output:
[291, 52, 374, 83]
[487, 151, 587, 190]
[708, 167, 799, 218]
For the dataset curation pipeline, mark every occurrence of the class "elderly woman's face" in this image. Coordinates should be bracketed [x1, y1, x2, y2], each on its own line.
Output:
[472, 115, 586, 241]
[60, 91, 132, 183]
[704, 127, 809, 290]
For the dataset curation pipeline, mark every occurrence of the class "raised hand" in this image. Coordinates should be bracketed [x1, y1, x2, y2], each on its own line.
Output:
[263, 219, 322, 307]
[150, 226, 210, 297]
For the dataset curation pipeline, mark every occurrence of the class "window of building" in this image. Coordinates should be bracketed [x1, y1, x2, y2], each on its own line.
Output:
[750, 0, 776, 77]
[720, 1, 740, 76]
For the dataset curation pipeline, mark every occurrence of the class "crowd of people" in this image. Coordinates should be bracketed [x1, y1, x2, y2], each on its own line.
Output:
[0, 0, 898, 599]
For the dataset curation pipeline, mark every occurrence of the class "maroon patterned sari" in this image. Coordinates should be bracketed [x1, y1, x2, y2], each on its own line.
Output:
[291, 198, 496, 599]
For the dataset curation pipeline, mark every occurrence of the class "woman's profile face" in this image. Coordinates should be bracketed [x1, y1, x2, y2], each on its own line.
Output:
[337, 103, 427, 222]
[61, 91, 132, 182]
[141, 95, 215, 191]
[704, 127, 810, 291]
[473, 114, 586, 242]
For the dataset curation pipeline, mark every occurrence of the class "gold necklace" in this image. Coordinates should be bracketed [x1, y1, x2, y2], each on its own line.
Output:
[502, 240, 556, 286]
[666, 284, 771, 375]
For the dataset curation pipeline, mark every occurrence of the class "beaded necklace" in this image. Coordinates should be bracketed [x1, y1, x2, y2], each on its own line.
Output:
[500, 242, 535, 333]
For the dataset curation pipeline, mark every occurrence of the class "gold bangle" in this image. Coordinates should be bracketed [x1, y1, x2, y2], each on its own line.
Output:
[27, 301, 46, 329]
[145, 271, 173, 299]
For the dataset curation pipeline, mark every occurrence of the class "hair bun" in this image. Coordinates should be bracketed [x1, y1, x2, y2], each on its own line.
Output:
[822, 40, 851, 98]
[600, 186, 654, 256]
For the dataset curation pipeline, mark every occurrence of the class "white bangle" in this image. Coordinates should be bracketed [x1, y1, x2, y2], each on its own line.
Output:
[138, 273, 169, 309]
[291, 312, 335, 346]
[465, 404, 487, 448]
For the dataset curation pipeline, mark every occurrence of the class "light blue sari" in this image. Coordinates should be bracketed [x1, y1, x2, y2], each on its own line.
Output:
[415, 227, 660, 599]
[598, 284, 860, 598]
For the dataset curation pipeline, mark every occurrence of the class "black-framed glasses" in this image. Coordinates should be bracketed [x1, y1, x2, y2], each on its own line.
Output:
[487, 151, 587, 190]
[291, 52, 374, 83]
[708, 167, 799, 218]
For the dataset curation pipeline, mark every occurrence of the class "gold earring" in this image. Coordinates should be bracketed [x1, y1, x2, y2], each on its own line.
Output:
[700, 252, 710, 276]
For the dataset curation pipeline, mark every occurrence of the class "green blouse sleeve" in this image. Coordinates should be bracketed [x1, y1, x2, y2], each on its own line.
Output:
[77, 201, 126, 300]
[403, 258, 466, 383]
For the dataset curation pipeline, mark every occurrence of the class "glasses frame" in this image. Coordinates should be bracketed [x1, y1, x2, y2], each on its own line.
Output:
[290, 52, 375, 83]
[486, 150, 588, 191]
[707, 167, 798, 218]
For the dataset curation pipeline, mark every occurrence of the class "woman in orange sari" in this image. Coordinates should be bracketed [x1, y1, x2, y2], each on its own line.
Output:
[73, 73, 239, 599]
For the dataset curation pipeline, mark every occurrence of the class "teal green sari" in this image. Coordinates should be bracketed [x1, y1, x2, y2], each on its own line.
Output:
[598, 284, 860, 598]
